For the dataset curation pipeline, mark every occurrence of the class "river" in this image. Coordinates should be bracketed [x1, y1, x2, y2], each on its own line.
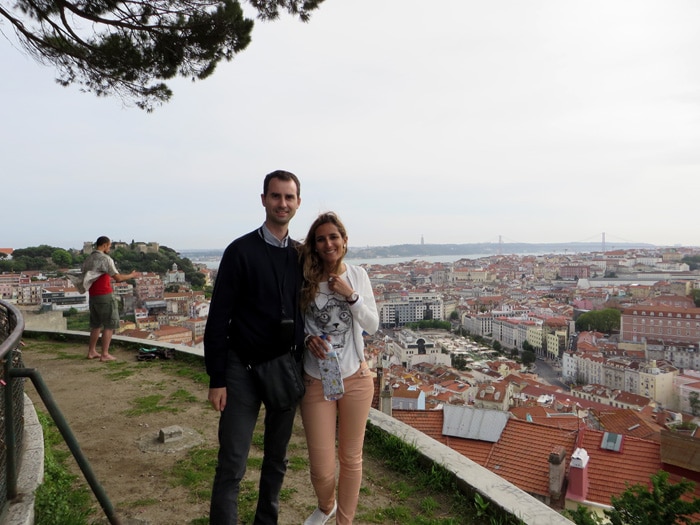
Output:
[184, 252, 502, 269]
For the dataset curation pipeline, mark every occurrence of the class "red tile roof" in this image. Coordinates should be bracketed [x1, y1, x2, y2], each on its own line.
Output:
[391, 407, 683, 507]
[592, 408, 663, 442]
[392, 409, 577, 499]
[577, 427, 662, 505]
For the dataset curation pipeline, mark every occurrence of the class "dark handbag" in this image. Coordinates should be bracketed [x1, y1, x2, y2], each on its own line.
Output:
[247, 351, 305, 411]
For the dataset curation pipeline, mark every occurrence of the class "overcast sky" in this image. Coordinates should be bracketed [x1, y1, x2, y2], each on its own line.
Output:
[2, 1, 699, 252]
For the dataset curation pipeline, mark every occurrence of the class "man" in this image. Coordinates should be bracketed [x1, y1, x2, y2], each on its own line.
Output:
[204, 170, 305, 524]
[82, 236, 137, 361]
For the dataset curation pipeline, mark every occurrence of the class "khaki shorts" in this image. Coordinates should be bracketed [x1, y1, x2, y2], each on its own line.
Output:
[89, 294, 120, 330]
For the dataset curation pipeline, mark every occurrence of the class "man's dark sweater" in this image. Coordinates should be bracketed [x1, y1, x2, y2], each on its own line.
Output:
[203, 230, 304, 389]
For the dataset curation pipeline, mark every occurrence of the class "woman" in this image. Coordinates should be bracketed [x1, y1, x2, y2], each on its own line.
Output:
[299, 212, 379, 525]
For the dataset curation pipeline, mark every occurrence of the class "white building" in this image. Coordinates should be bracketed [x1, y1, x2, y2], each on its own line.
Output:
[41, 286, 88, 311]
[385, 329, 449, 369]
[378, 291, 444, 328]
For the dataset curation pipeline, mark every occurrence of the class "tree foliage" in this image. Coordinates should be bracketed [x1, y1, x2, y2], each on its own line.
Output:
[51, 249, 73, 267]
[110, 245, 205, 288]
[567, 470, 700, 525]
[690, 392, 700, 417]
[0, 245, 74, 272]
[1, 0, 324, 110]
[575, 308, 621, 334]
[692, 289, 700, 308]
[608, 470, 700, 525]
[452, 354, 468, 371]
[521, 349, 535, 366]
[1, 244, 205, 289]
[683, 255, 700, 271]
[405, 319, 451, 331]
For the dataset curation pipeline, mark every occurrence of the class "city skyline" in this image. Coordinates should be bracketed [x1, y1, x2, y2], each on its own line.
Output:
[2, 1, 699, 250]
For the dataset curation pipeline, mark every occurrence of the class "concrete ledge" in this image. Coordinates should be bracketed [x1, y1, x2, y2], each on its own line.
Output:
[368, 408, 572, 525]
[3, 394, 45, 525]
[24, 329, 204, 358]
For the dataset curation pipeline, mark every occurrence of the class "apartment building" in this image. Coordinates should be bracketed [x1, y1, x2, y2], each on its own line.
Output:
[492, 316, 530, 350]
[646, 342, 700, 371]
[462, 308, 529, 338]
[377, 291, 444, 328]
[450, 268, 494, 283]
[165, 289, 204, 315]
[17, 282, 44, 305]
[558, 265, 591, 280]
[41, 286, 88, 311]
[182, 317, 207, 341]
[638, 360, 677, 408]
[0, 273, 27, 300]
[562, 351, 677, 407]
[620, 304, 700, 345]
[675, 371, 700, 414]
[569, 384, 652, 410]
[153, 325, 192, 345]
[133, 272, 165, 306]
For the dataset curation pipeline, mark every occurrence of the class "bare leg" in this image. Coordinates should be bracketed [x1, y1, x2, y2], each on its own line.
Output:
[87, 328, 101, 359]
[100, 329, 116, 361]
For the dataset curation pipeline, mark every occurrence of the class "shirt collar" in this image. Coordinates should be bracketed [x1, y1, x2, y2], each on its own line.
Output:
[260, 223, 289, 248]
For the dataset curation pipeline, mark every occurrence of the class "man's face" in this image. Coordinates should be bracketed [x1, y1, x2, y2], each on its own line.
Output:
[261, 178, 300, 228]
[100, 242, 112, 253]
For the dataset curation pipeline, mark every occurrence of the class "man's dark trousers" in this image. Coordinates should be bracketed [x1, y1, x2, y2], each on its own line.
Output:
[209, 352, 297, 524]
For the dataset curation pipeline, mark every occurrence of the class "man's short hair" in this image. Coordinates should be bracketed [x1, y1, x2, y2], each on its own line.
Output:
[263, 170, 300, 197]
[95, 236, 110, 248]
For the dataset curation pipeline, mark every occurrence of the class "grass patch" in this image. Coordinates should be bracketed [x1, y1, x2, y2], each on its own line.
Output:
[169, 388, 198, 404]
[34, 411, 94, 525]
[170, 447, 218, 502]
[238, 480, 258, 522]
[251, 432, 265, 450]
[104, 361, 136, 380]
[279, 487, 297, 501]
[65, 312, 91, 332]
[287, 455, 308, 472]
[125, 497, 159, 507]
[363, 424, 524, 525]
[124, 394, 178, 416]
[158, 355, 210, 386]
[24, 340, 73, 354]
[54, 351, 87, 360]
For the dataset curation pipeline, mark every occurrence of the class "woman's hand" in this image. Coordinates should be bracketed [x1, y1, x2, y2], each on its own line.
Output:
[328, 273, 353, 300]
[306, 335, 330, 359]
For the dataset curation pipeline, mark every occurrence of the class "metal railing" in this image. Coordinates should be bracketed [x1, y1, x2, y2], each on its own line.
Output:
[0, 300, 26, 512]
[0, 300, 121, 524]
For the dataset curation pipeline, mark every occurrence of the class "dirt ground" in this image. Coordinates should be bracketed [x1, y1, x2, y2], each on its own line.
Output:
[19, 338, 403, 525]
